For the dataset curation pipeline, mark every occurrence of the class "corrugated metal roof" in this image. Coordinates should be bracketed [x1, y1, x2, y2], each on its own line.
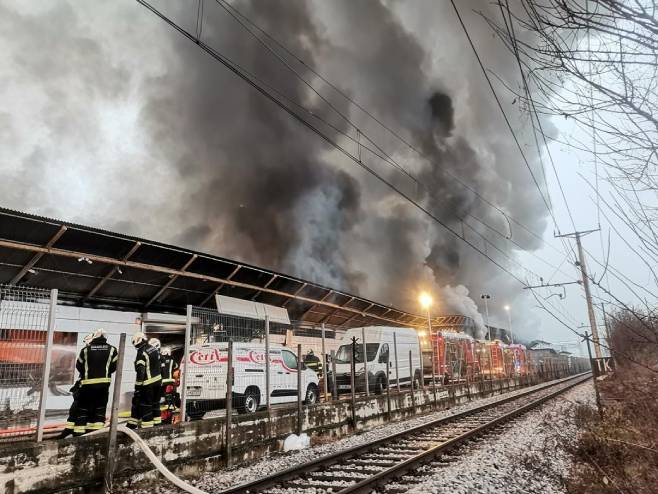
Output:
[0, 207, 429, 329]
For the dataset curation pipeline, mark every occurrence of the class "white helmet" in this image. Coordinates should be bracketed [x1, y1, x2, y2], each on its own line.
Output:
[92, 328, 106, 340]
[161, 347, 171, 356]
[83, 333, 94, 345]
[131, 331, 147, 347]
[148, 337, 161, 350]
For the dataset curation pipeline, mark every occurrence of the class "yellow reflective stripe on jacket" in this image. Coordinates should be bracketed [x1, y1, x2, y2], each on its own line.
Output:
[162, 379, 175, 384]
[135, 360, 146, 366]
[105, 348, 113, 380]
[83, 347, 89, 380]
[142, 375, 162, 386]
[112, 355, 118, 363]
[81, 377, 112, 385]
[145, 352, 151, 381]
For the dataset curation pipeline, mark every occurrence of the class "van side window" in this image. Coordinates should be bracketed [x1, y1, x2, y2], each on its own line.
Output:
[282, 350, 298, 369]
[379, 343, 389, 363]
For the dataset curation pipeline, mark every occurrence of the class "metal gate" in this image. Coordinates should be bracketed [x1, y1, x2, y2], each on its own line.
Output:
[0, 284, 57, 441]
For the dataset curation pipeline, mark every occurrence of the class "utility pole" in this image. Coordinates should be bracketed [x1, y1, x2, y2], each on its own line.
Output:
[582, 331, 603, 419]
[556, 229, 602, 359]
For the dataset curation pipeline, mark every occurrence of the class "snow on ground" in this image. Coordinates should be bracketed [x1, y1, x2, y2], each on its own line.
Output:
[402, 381, 594, 494]
[123, 377, 585, 494]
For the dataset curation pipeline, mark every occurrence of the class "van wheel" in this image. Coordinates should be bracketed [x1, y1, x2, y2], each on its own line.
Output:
[241, 388, 260, 414]
[375, 376, 386, 395]
[305, 384, 318, 405]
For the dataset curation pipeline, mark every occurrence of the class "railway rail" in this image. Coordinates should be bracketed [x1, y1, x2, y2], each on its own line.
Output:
[220, 373, 590, 494]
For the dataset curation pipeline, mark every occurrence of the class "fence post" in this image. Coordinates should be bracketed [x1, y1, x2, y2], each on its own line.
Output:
[350, 337, 357, 427]
[330, 350, 337, 401]
[430, 338, 437, 408]
[36, 288, 58, 442]
[265, 315, 271, 413]
[225, 341, 233, 467]
[386, 349, 391, 420]
[321, 323, 328, 401]
[393, 333, 400, 393]
[179, 304, 192, 422]
[361, 327, 369, 397]
[409, 350, 416, 412]
[104, 333, 126, 493]
[297, 343, 303, 435]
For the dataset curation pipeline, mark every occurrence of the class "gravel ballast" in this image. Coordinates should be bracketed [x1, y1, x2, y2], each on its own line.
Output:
[403, 380, 594, 494]
[125, 377, 590, 494]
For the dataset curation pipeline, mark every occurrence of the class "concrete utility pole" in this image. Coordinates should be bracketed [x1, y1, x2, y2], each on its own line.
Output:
[556, 229, 603, 359]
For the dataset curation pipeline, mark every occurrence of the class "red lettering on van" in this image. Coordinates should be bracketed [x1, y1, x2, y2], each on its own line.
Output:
[189, 349, 227, 365]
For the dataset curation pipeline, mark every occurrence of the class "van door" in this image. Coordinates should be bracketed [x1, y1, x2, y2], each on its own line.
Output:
[274, 349, 299, 404]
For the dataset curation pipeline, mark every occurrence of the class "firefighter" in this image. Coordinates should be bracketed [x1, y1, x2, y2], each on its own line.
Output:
[148, 337, 163, 425]
[129, 332, 161, 429]
[58, 333, 94, 438]
[73, 329, 118, 436]
[304, 349, 322, 377]
[160, 347, 179, 424]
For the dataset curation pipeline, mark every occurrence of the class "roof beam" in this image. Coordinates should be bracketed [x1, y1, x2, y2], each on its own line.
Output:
[282, 283, 307, 308]
[250, 274, 278, 301]
[144, 254, 198, 308]
[10, 226, 67, 285]
[83, 241, 141, 302]
[0, 239, 420, 327]
[200, 264, 242, 307]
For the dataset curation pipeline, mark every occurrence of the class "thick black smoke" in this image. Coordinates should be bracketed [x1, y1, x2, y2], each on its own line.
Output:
[0, 0, 552, 336]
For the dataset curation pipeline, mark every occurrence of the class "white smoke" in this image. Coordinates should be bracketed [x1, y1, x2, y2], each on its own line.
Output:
[440, 285, 487, 338]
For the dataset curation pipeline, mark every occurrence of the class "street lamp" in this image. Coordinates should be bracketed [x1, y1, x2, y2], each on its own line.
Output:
[418, 292, 433, 334]
[480, 294, 491, 341]
[504, 305, 514, 344]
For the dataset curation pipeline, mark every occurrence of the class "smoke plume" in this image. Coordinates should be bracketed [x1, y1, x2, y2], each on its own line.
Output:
[0, 0, 553, 338]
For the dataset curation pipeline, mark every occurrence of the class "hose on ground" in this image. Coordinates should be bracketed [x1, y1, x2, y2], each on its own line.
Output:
[117, 424, 208, 494]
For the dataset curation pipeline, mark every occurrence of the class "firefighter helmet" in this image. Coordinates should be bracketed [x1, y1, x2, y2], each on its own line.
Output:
[83, 333, 94, 345]
[131, 331, 147, 347]
[92, 328, 106, 340]
[161, 347, 171, 356]
[148, 337, 161, 350]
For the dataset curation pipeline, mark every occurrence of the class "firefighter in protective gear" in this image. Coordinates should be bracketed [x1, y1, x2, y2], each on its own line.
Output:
[304, 349, 322, 377]
[73, 329, 118, 435]
[148, 338, 163, 425]
[59, 333, 94, 438]
[129, 332, 161, 428]
[160, 347, 180, 424]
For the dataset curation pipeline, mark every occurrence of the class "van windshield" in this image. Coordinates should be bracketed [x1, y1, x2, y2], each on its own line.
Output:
[335, 343, 380, 363]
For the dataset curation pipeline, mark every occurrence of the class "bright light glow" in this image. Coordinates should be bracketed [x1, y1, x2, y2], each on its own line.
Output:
[504, 305, 510, 311]
[418, 330, 427, 337]
[418, 292, 433, 309]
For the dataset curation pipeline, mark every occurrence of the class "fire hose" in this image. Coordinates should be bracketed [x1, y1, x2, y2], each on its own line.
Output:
[115, 424, 208, 494]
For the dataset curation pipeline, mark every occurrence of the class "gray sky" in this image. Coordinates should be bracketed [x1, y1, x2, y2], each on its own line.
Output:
[0, 1, 648, 353]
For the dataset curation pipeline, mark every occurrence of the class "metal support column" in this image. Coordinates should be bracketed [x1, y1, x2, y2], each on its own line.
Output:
[226, 341, 233, 467]
[361, 327, 369, 396]
[104, 333, 126, 493]
[36, 288, 58, 442]
[265, 315, 271, 412]
[321, 323, 328, 400]
[393, 333, 400, 393]
[179, 304, 192, 422]
[297, 343, 303, 435]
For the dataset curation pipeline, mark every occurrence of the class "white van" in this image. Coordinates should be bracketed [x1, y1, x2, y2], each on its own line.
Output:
[185, 342, 320, 415]
[333, 327, 422, 394]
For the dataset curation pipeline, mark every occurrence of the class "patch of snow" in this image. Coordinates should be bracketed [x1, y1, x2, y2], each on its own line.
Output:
[283, 433, 310, 452]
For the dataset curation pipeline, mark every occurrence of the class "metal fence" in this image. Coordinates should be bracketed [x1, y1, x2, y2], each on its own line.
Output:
[0, 284, 56, 441]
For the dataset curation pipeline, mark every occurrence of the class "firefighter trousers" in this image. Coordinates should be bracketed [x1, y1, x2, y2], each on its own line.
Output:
[130, 383, 158, 428]
[74, 383, 110, 435]
[151, 384, 163, 425]
[64, 390, 80, 431]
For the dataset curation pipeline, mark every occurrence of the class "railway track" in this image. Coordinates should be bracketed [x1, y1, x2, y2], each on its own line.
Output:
[220, 373, 590, 494]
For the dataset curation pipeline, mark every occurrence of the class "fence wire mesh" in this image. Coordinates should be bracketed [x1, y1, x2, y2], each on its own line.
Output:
[0, 284, 52, 440]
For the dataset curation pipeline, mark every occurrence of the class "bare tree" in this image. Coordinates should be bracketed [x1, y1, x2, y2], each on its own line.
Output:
[487, 0, 658, 258]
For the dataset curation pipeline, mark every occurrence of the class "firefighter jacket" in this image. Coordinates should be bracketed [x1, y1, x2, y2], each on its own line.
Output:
[135, 343, 162, 386]
[304, 353, 322, 375]
[75, 337, 118, 386]
[160, 355, 179, 384]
